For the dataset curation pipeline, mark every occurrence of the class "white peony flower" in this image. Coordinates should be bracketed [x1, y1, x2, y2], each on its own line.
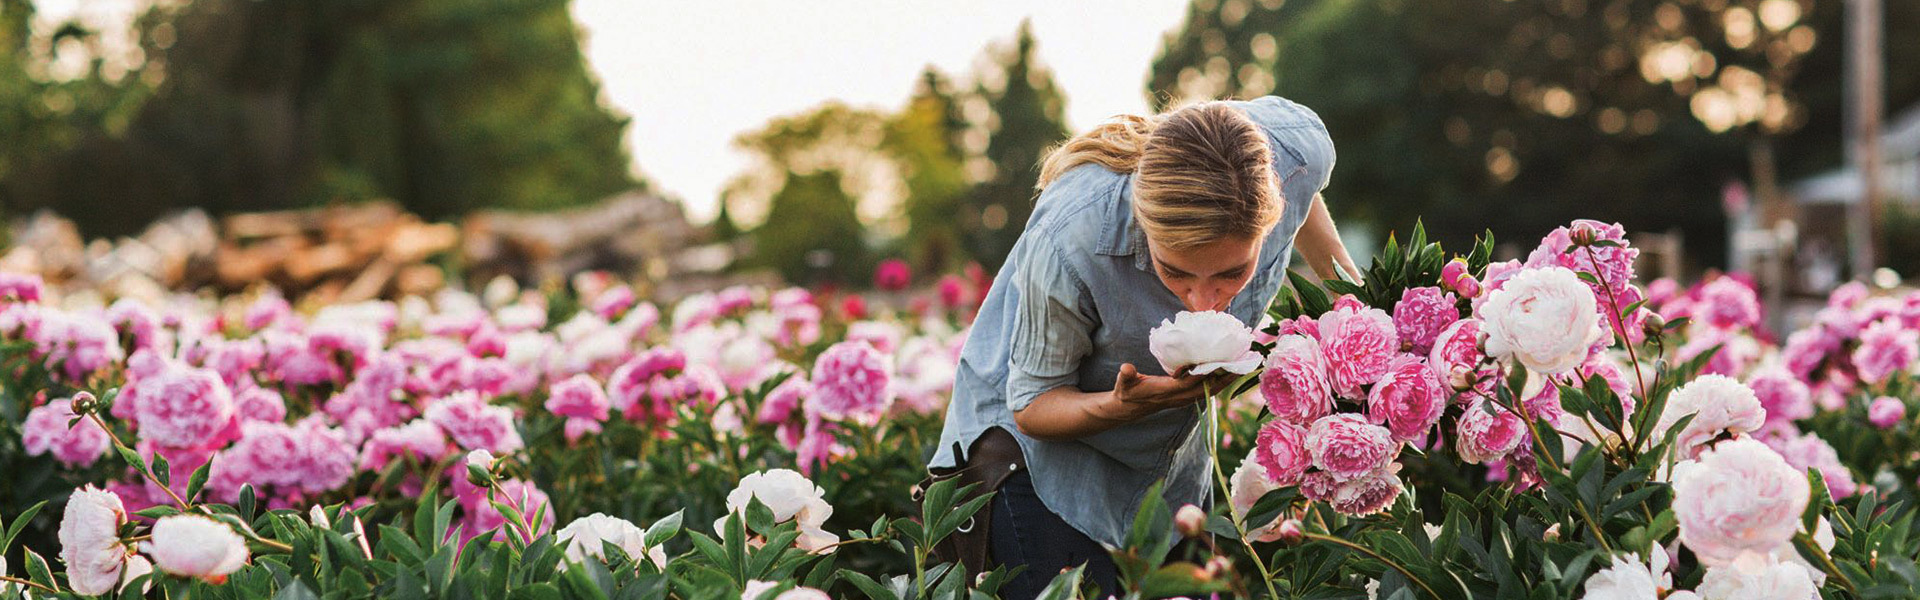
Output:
[1671, 438, 1808, 567]
[1579, 552, 1672, 600]
[1478, 267, 1604, 375]
[1695, 552, 1819, 600]
[59, 485, 132, 596]
[1148, 311, 1263, 376]
[143, 515, 249, 580]
[716, 469, 839, 554]
[1656, 375, 1766, 459]
[556, 513, 667, 569]
[1227, 452, 1286, 542]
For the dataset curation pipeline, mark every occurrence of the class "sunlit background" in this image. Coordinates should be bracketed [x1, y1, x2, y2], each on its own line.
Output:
[2, 0, 1917, 312]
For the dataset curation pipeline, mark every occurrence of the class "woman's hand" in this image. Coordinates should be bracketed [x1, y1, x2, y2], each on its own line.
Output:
[1107, 363, 1224, 422]
[1295, 193, 1363, 284]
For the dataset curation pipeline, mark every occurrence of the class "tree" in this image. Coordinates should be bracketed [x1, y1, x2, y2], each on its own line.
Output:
[2, 0, 639, 237]
[1147, 0, 1916, 267]
[885, 67, 971, 275]
[965, 20, 1069, 270]
[751, 169, 871, 285]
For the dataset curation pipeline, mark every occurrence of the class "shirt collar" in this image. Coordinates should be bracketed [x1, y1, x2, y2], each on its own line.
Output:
[1097, 175, 1154, 272]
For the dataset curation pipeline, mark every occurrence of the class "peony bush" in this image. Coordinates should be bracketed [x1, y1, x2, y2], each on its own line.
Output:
[3, 218, 1920, 599]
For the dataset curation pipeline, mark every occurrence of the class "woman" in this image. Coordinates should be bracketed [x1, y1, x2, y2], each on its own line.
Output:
[924, 95, 1358, 599]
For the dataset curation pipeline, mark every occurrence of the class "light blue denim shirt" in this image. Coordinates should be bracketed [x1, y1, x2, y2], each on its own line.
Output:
[928, 96, 1337, 548]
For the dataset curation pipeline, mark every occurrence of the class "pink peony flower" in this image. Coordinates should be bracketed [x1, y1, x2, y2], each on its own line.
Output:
[424, 391, 524, 453]
[28, 310, 125, 382]
[1829, 281, 1868, 310]
[1258, 335, 1333, 425]
[608, 347, 687, 419]
[757, 375, 812, 424]
[807, 341, 894, 421]
[1853, 320, 1918, 386]
[874, 258, 913, 291]
[0, 271, 45, 304]
[1478, 267, 1604, 375]
[1392, 287, 1460, 355]
[936, 275, 968, 309]
[545, 374, 611, 442]
[1428, 318, 1489, 398]
[60, 485, 133, 596]
[590, 285, 638, 320]
[1671, 438, 1808, 567]
[1869, 396, 1907, 429]
[143, 515, 249, 581]
[1147, 311, 1262, 375]
[1747, 367, 1813, 425]
[359, 419, 450, 470]
[22, 396, 111, 467]
[1780, 328, 1836, 379]
[1764, 431, 1858, 499]
[132, 362, 235, 450]
[1303, 414, 1398, 481]
[1455, 398, 1527, 464]
[1658, 375, 1766, 459]
[1697, 277, 1762, 330]
[1317, 304, 1399, 399]
[1317, 467, 1404, 516]
[1366, 355, 1447, 442]
[1525, 219, 1639, 302]
[1253, 420, 1310, 486]
[233, 384, 288, 424]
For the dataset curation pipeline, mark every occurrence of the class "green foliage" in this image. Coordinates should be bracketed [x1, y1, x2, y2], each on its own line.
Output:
[1, 0, 639, 237]
[1148, 0, 1920, 266]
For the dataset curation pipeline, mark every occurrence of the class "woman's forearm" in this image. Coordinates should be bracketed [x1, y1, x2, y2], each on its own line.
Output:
[1296, 193, 1361, 283]
[1012, 387, 1131, 441]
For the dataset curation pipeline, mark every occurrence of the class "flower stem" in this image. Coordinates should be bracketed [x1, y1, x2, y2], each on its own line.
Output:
[89, 413, 190, 511]
[1206, 388, 1282, 599]
[0, 574, 57, 594]
[1795, 531, 1859, 595]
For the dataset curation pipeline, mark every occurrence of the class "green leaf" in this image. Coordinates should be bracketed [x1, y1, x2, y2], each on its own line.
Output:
[2, 500, 46, 555]
[24, 548, 57, 592]
[643, 510, 683, 549]
[187, 461, 214, 503]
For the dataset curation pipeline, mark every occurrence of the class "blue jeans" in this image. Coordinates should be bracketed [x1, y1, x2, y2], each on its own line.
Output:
[990, 469, 1121, 600]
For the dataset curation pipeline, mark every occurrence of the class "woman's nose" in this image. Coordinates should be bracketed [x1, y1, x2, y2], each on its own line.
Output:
[1184, 288, 1220, 312]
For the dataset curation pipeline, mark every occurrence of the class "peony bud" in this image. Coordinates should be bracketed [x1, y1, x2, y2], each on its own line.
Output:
[1543, 523, 1561, 542]
[466, 449, 497, 488]
[1441, 259, 1481, 299]
[1174, 504, 1207, 539]
[1569, 223, 1599, 247]
[1275, 519, 1304, 545]
[1641, 313, 1667, 339]
[70, 390, 99, 415]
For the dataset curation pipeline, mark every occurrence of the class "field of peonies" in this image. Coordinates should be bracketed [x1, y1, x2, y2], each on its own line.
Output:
[6, 219, 1920, 599]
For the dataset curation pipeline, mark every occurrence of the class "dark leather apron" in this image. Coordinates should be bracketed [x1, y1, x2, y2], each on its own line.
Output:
[915, 426, 1026, 579]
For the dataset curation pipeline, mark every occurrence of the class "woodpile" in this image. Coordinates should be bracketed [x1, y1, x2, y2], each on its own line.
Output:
[1, 193, 748, 305]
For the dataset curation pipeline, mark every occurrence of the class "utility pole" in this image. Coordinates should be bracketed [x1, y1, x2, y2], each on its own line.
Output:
[1847, 0, 1885, 280]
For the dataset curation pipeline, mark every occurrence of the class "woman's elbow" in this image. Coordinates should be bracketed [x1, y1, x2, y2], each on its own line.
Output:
[1011, 407, 1067, 442]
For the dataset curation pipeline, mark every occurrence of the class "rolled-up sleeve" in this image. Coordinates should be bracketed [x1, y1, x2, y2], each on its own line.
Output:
[1005, 239, 1096, 413]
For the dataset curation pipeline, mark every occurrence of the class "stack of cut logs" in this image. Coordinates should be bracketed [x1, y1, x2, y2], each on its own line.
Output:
[0, 192, 743, 305]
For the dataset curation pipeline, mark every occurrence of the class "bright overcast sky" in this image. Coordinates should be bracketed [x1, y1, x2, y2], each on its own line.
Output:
[33, 1, 1194, 223]
[571, 1, 1193, 223]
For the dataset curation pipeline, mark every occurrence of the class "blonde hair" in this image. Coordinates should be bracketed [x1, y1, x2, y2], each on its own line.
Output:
[1037, 102, 1281, 250]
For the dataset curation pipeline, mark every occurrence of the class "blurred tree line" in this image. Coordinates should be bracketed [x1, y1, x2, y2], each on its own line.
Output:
[717, 21, 1068, 285]
[1147, 0, 1920, 268]
[0, 0, 638, 238]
